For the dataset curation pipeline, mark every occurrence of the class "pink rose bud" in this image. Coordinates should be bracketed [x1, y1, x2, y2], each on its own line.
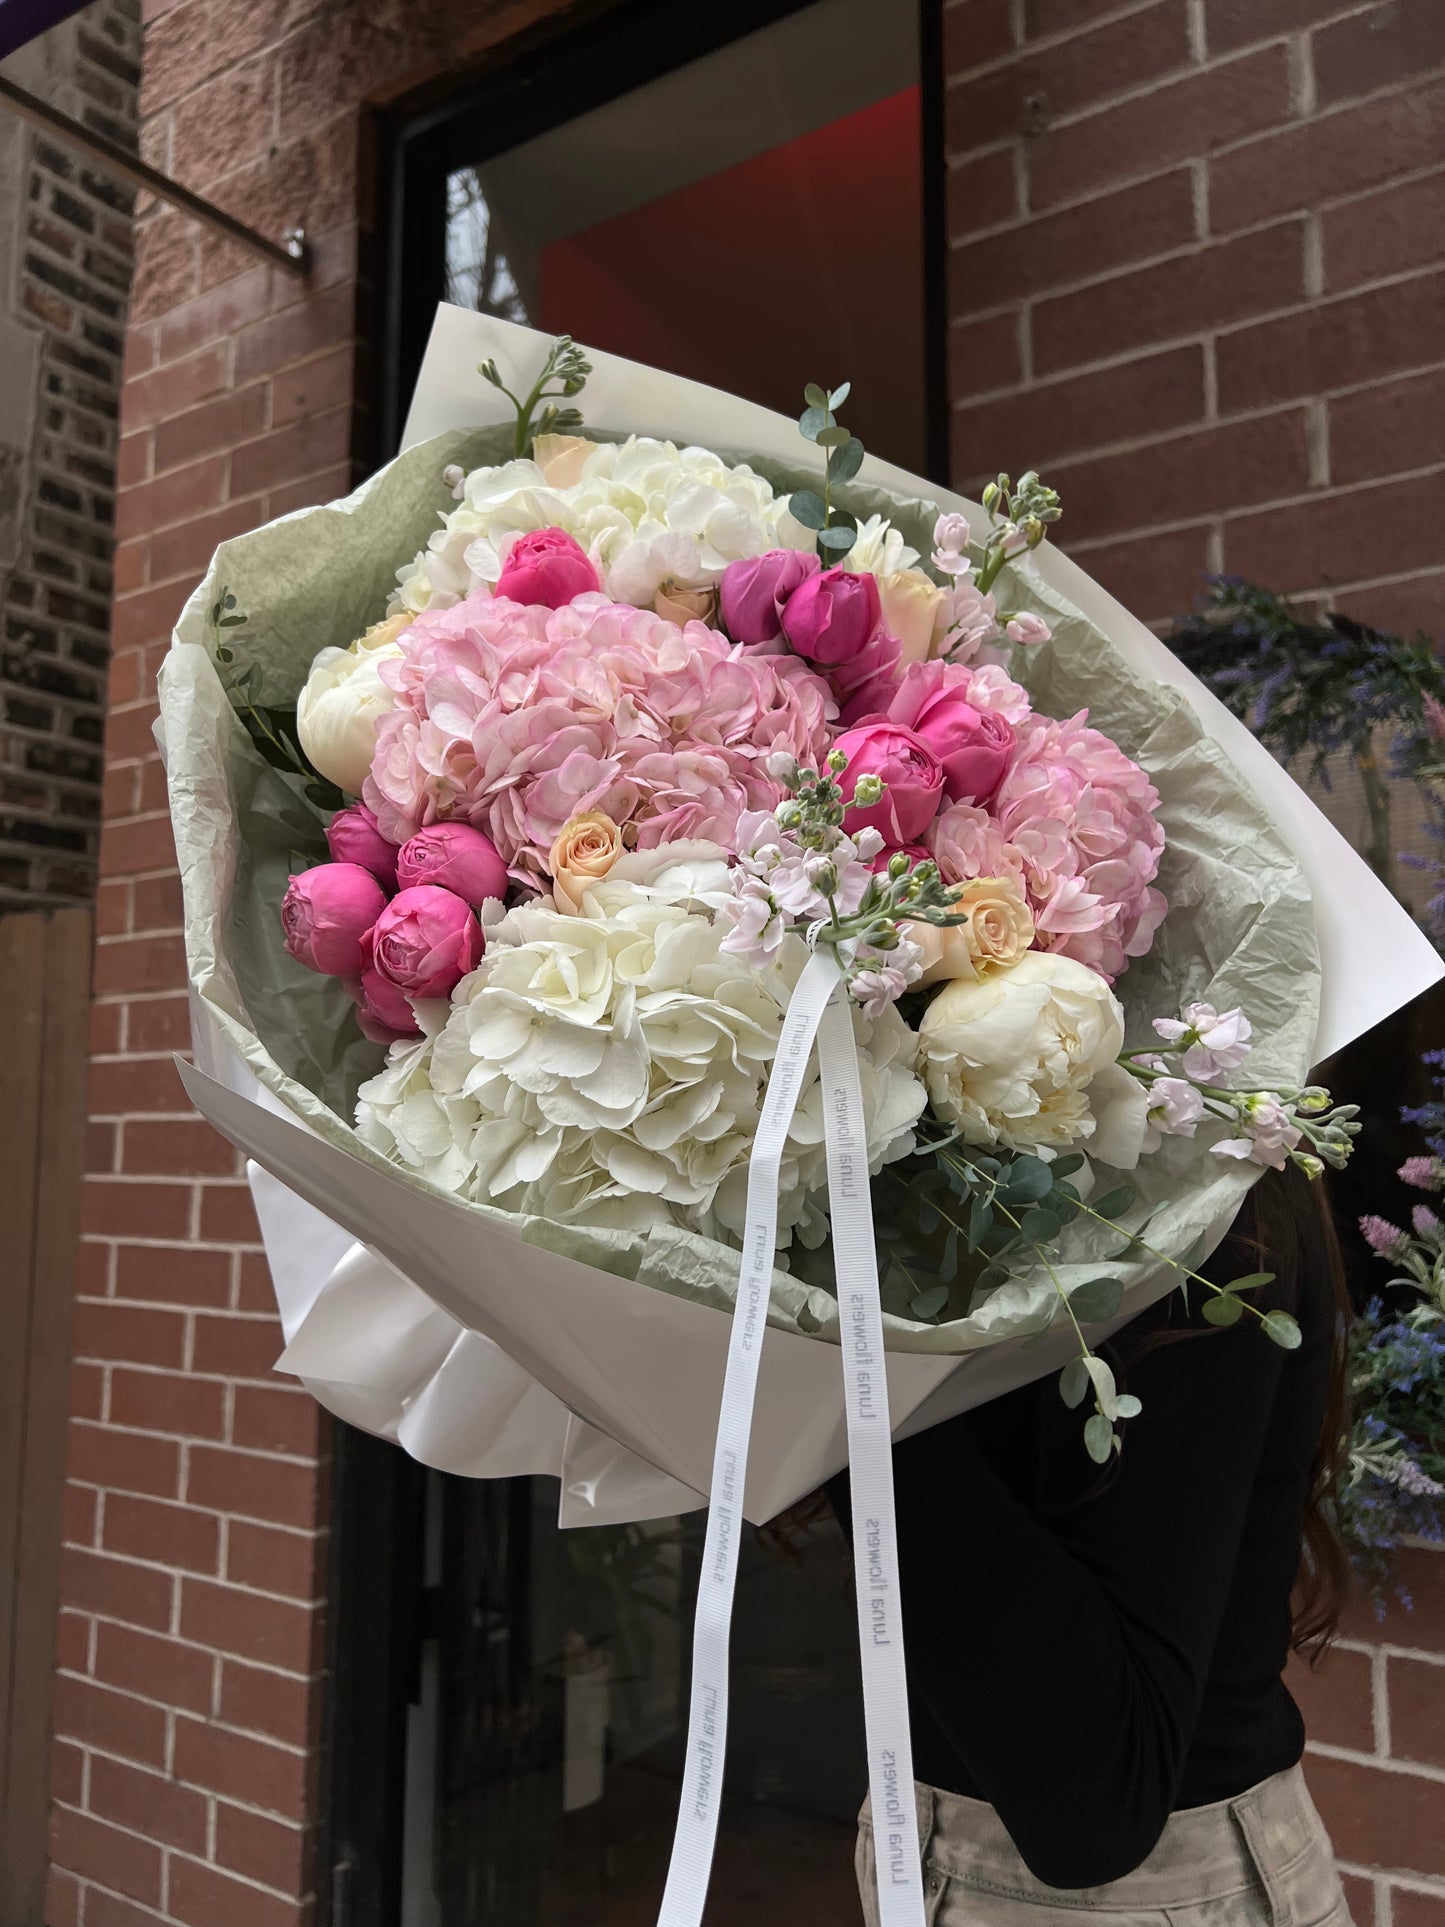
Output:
[780, 566, 883, 667]
[886, 662, 1016, 805]
[396, 822, 508, 906]
[719, 549, 821, 645]
[494, 527, 599, 609]
[368, 884, 483, 998]
[281, 862, 387, 977]
[834, 722, 944, 843]
[326, 802, 400, 890]
[349, 964, 421, 1045]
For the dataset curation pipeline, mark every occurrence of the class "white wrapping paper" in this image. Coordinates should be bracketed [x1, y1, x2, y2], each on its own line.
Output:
[165, 306, 1442, 1530]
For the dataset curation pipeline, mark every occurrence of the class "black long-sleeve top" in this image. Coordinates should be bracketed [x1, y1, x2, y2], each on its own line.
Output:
[830, 1199, 1336, 1891]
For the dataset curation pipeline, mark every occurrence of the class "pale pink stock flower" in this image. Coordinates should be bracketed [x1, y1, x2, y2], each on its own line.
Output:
[1144, 1075, 1206, 1150]
[1359, 1214, 1406, 1256]
[364, 590, 834, 877]
[992, 710, 1166, 980]
[936, 578, 999, 663]
[1153, 1003, 1253, 1082]
[931, 512, 972, 577]
[1005, 612, 1051, 646]
[1212, 1095, 1300, 1170]
[959, 661, 1032, 724]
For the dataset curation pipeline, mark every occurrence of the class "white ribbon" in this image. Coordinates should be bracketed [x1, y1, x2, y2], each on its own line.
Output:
[656, 950, 925, 1927]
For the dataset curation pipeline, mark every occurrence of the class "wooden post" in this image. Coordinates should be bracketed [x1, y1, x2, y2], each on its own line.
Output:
[0, 907, 93, 1924]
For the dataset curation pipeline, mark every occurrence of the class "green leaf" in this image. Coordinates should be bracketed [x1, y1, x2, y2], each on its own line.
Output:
[798, 406, 827, 443]
[803, 382, 828, 410]
[219, 614, 247, 628]
[1051, 1154, 1086, 1177]
[829, 381, 852, 409]
[816, 424, 851, 448]
[1115, 1393, 1142, 1419]
[1262, 1309, 1302, 1351]
[1084, 1353, 1119, 1419]
[831, 436, 865, 484]
[1069, 1276, 1123, 1323]
[1019, 1207, 1061, 1244]
[1001, 1156, 1053, 1203]
[940, 1227, 959, 1284]
[1226, 1271, 1276, 1295]
[1059, 1356, 1090, 1409]
[968, 1193, 994, 1250]
[818, 525, 857, 555]
[910, 1285, 949, 1320]
[1083, 1414, 1115, 1464]
[1202, 1294, 1244, 1326]
[789, 489, 827, 530]
[1092, 1184, 1137, 1219]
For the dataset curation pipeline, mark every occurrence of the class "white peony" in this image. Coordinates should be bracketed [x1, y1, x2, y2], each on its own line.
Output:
[356, 882, 926, 1246]
[393, 437, 815, 613]
[918, 950, 1140, 1159]
[296, 611, 412, 794]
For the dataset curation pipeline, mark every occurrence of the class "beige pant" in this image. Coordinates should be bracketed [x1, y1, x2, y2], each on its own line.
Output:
[856, 1765, 1353, 1927]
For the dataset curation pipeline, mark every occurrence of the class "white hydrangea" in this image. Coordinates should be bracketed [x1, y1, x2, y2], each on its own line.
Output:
[356, 877, 926, 1247]
[394, 437, 815, 613]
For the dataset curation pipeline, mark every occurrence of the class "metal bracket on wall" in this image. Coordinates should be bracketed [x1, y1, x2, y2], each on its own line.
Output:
[0, 72, 311, 277]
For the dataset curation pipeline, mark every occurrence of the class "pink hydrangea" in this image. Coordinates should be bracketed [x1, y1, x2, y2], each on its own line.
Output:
[364, 590, 834, 877]
[991, 709, 1166, 981]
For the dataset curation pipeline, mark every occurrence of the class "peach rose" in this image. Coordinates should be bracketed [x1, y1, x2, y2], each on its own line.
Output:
[654, 581, 719, 627]
[548, 810, 623, 912]
[903, 875, 1035, 987]
[877, 569, 947, 667]
[532, 434, 597, 489]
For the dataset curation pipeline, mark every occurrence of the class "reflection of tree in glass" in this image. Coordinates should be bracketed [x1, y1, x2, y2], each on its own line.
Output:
[445, 167, 528, 321]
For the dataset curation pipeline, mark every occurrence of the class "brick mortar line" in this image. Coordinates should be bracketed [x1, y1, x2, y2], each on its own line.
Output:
[1304, 1739, 1445, 1784]
[71, 1419, 320, 1459]
[52, 1794, 317, 1898]
[949, 254, 1442, 348]
[948, 48, 1445, 169]
[946, 61, 1445, 216]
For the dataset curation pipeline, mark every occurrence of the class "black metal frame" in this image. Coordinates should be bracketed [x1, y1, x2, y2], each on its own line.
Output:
[326, 3, 951, 1915]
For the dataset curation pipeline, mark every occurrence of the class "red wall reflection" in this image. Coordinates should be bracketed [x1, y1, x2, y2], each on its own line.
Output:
[539, 87, 925, 473]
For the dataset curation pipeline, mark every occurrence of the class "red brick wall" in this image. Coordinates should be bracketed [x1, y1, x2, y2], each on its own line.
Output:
[944, 0, 1445, 637]
[47, 0, 1445, 1921]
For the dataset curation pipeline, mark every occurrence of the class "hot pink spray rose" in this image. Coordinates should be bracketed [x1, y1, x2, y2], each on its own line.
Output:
[326, 803, 400, 889]
[367, 884, 483, 998]
[780, 566, 883, 667]
[281, 862, 387, 976]
[719, 549, 820, 645]
[494, 527, 599, 608]
[886, 661, 1015, 805]
[396, 822, 508, 906]
[350, 960, 421, 1044]
[834, 722, 944, 843]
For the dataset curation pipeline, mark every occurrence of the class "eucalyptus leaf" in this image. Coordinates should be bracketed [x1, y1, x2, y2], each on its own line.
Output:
[1092, 1184, 1137, 1220]
[1051, 1154, 1086, 1177]
[818, 524, 857, 554]
[798, 406, 827, 443]
[1084, 1414, 1115, 1464]
[1227, 1271, 1276, 1295]
[1069, 1276, 1123, 1323]
[1083, 1353, 1119, 1417]
[816, 424, 851, 449]
[803, 382, 828, 410]
[1019, 1207, 1061, 1244]
[1059, 1355, 1090, 1409]
[940, 1227, 959, 1283]
[968, 1193, 993, 1250]
[829, 381, 851, 408]
[789, 489, 827, 530]
[1115, 1393, 1143, 1419]
[1262, 1309, 1302, 1350]
[1202, 1294, 1244, 1326]
[910, 1285, 949, 1320]
[1001, 1156, 1053, 1203]
[831, 436, 865, 484]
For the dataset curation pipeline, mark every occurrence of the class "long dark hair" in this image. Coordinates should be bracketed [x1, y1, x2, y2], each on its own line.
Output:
[1115, 1169, 1354, 1656]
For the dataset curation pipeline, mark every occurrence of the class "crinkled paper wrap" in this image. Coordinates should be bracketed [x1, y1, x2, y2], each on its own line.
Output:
[160, 412, 1332, 1521]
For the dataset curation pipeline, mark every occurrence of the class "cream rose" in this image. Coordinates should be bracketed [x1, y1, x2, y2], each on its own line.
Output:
[531, 433, 597, 488]
[296, 610, 412, 795]
[654, 580, 719, 628]
[919, 950, 1128, 1155]
[903, 876, 1034, 987]
[877, 569, 947, 667]
[548, 811, 623, 913]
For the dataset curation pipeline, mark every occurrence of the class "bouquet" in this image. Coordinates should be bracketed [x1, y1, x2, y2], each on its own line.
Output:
[161, 313, 1437, 1927]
